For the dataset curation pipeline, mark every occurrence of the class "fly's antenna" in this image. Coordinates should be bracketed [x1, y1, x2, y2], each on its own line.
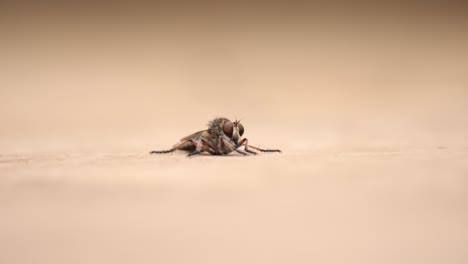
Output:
[236, 116, 246, 124]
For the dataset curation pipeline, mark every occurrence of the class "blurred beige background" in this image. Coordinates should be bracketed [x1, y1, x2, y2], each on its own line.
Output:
[1, 2, 468, 264]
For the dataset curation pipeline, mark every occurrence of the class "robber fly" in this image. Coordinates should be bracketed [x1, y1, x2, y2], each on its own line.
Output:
[150, 117, 281, 157]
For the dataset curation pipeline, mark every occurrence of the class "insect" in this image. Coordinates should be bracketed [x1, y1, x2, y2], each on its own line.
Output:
[150, 117, 282, 157]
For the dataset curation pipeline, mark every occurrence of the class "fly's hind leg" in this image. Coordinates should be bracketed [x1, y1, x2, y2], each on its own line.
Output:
[150, 139, 192, 154]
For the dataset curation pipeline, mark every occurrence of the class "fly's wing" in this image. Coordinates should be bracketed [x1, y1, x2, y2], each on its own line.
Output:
[180, 130, 207, 141]
[178, 130, 208, 152]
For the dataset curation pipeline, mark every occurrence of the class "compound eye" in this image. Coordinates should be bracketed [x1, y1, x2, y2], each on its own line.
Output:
[223, 121, 233, 137]
[238, 123, 244, 136]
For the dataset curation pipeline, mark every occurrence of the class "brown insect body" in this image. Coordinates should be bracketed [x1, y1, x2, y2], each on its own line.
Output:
[150, 117, 281, 157]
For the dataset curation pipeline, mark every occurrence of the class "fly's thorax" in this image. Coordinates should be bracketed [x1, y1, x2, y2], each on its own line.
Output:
[207, 133, 220, 146]
[208, 118, 229, 134]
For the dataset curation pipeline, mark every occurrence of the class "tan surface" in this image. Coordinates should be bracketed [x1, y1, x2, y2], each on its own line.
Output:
[1, 4, 468, 264]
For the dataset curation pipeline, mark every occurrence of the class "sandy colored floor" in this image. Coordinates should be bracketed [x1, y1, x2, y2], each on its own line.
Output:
[1, 147, 467, 264]
[1, 4, 468, 264]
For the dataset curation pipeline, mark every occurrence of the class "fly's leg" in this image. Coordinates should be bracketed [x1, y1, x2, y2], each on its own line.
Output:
[187, 138, 221, 157]
[187, 150, 202, 157]
[201, 139, 220, 155]
[248, 144, 282, 153]
[234, 138, 281, 153]
[150, 139, 192, 154]
[220, 137, 248, 156]
[187, 138, 205, 157]
[236, 138, 257, 155]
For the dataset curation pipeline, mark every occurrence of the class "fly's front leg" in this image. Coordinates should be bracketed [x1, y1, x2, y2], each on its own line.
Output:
[248, 144, 282, 153]
[150, 139, 192, 154]
[220, 136, 248, 156]
[236, 138, 257, 155]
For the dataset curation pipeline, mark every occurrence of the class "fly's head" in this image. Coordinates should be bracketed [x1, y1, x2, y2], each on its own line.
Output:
[208, 117, 245, 144]
[222, 119, 244, 144]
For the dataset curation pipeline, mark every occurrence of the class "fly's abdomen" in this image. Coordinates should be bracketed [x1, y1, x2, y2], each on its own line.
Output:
[178, 142, 196, 152]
